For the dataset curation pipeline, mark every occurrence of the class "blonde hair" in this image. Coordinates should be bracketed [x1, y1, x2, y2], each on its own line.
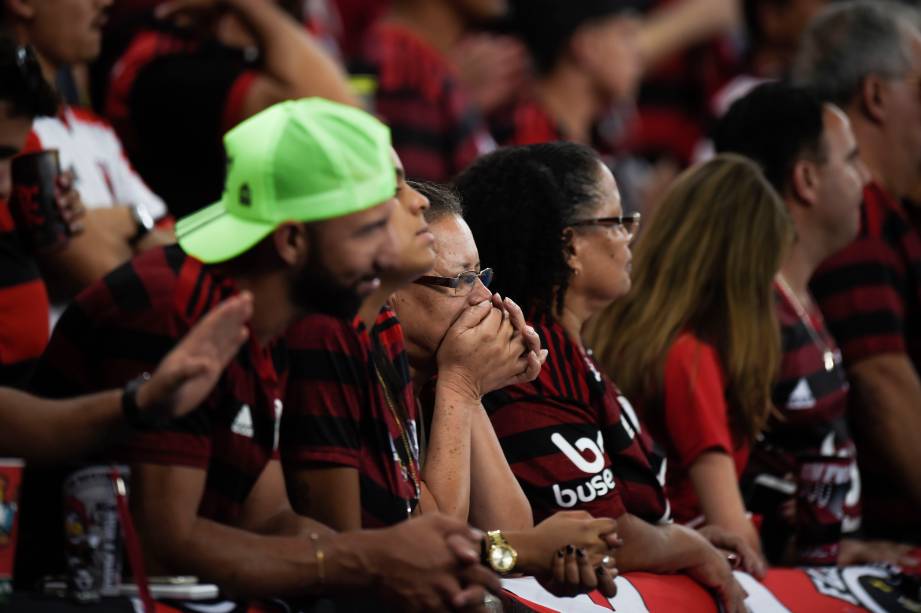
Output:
[587, 154, 793, 441]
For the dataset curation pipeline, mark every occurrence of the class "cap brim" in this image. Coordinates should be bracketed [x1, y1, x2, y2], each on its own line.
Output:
[175, 200, 275, 264]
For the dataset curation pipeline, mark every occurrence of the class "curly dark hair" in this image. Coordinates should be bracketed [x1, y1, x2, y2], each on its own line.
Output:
[455, 142, 605, 320]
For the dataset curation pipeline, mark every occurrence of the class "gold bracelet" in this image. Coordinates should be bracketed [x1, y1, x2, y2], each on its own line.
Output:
[309, 532, 326, 584]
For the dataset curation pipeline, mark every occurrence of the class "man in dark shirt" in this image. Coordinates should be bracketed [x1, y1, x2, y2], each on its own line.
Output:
[21, 98, 498, 608]
[792, 0, 921, 541]
[715, 82, 914, 565]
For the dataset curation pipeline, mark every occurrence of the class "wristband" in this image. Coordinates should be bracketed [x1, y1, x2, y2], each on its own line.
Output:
[122, 372, 162, 430]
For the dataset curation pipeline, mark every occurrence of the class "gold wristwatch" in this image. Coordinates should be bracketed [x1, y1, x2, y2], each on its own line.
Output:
[483, 530, 518, 575]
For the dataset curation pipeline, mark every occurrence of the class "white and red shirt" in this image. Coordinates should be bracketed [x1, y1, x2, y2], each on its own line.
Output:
[25, 105, 166, 220]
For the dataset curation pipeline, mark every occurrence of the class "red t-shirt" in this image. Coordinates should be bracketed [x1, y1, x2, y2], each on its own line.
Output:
[646, 333, 749, 524]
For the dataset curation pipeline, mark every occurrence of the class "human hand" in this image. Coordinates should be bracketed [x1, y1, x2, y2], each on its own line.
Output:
[437, 297, 539, 398]
[450, 34, 530, 115]
[838, 538, 921, 567]
[136, 292, 252, 420]
[56, 171, 85, 235]
[508, 511, 620, 597]
[697, 524, 767, 580]
[684, 533, 748, 613]
[370, 513, 500, 611]
[155, 0, 225, 26]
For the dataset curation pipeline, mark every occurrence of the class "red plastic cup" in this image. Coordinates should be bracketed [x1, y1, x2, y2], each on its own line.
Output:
[0, 458, 24, 604]
[9, 149, 69, 253]
[795, 455, 852, 566]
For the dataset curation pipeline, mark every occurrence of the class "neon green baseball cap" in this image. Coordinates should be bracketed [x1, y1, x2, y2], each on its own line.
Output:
[176, 98, 397, 263]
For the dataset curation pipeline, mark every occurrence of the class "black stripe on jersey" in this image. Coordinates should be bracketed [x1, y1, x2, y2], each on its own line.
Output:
[601, 420, 637, 455]
[105, 260, 152, 313]
[496, 422, 604, 465]
[185, 264, 209, 320]
[280, 413, 362, 451]
[881, 209, 912, 248]
[287, 348, 365, 387]
[163, 244, 186, 275]
[826, 310, 903, 343]
[97, 326, 177, 364]
[359, 472, 412, 527]
[811, 260, 905, 300]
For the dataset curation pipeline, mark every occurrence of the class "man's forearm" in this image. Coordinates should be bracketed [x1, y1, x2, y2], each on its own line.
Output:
[150, 516, 379, 598]
[616, 514, 708, 574]
[851, 355, 921, 510]
[224, 0, 355, 104]
[0, 387, 126, 462]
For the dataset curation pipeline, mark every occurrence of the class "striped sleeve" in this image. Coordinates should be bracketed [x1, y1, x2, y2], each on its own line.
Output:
[281, 314, 368, 468]
[810, 187, 911, 364]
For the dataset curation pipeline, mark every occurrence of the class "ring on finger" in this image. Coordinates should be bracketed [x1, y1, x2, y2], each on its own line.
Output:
[601, 555, 614, 569]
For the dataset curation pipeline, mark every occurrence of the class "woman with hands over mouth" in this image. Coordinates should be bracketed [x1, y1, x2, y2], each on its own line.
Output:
[457, 142, 751, 613]
[281, 153, 620, 598]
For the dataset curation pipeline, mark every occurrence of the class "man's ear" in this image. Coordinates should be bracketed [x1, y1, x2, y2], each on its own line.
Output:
[791, 159, 818, 208]
[5, 0, 35, 21]
[859, 74, 888, 124]
[272, 222, 309, 267]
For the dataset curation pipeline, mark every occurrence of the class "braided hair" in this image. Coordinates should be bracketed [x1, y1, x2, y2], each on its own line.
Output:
[455, 142, 606, 320]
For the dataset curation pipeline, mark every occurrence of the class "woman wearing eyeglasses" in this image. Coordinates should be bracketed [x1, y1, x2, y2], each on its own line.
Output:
[587, 154, 793, 567]
[457, 143, 749, 613]
[283, 153, 622, 596]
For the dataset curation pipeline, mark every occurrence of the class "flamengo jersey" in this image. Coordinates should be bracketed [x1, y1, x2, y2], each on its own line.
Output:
[484, 317, 670, 524]
[26, 105, 166, 219]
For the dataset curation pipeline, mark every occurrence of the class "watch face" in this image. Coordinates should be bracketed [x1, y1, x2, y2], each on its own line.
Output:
[489, 545, 516, 573]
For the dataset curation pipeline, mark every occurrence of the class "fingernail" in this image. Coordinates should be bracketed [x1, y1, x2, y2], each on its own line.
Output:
[576, 548, 585, 558]
[557, 549, 564, 558]
[566, 544, 574, 555]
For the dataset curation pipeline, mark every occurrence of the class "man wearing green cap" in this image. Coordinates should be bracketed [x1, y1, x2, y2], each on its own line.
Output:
[19, 98, 498, 610]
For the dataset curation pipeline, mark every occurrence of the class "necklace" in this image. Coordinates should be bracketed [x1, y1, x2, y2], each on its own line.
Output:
[374, 363, 422, 518]
[775, 274, 838, 372]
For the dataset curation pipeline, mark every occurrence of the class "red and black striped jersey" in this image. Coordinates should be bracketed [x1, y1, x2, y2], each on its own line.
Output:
[810, 181, 921, 539]
[0, 198, 49, 387]
[281, 307, 421, 528]
[32, 245, 287, 519]
[744, 287, 859, 556]
[19, 245, 287, 583]
[349, 22, 495, 183]
[484, 317, 669, 524]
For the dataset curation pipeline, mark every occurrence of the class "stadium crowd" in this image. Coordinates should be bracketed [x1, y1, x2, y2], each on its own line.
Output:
[1, 0, 921, 611]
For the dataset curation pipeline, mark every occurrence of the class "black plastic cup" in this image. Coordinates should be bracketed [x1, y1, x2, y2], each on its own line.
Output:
[9, 149, 69, 253]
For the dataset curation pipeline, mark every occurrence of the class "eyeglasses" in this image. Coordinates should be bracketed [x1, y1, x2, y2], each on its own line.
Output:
[413, 268, 494, 296]
[569, 212, 641, 241]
